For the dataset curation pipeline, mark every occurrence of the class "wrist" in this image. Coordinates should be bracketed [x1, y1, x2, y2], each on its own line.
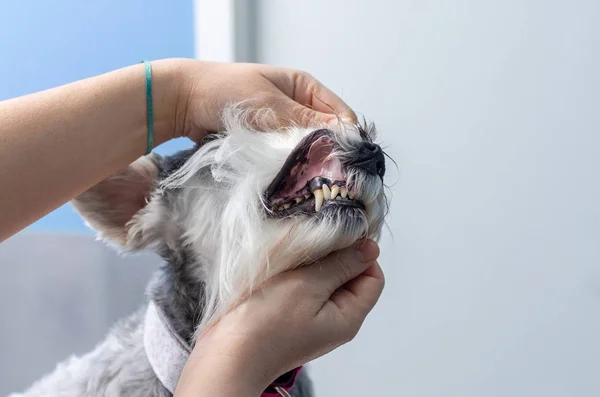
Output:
[205, 330, 274, 389]
[146, 59, 188, 147]
[175, 341, 266, 397]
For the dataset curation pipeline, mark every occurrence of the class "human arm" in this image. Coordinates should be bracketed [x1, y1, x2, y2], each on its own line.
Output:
[0, 58, 356, 242]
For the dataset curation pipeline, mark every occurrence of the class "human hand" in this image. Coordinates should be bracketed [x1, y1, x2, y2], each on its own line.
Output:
[174, 239, 383, 396]
[155, 58, 357, 142]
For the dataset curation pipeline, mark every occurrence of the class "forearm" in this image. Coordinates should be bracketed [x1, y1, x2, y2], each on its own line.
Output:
[0, 59, 183, 241]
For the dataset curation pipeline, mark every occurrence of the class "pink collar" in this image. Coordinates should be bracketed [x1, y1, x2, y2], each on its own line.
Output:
[262, 367, 302, 396]
[143, 301, 301, 396]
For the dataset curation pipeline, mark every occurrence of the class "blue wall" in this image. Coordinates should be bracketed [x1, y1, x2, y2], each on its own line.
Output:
[0, 0, 195, 233]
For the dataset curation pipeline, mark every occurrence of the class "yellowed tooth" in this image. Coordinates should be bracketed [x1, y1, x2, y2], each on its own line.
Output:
[348, 191, 354, 200]
[304, 193, 311, 200]
[322, 184, 331, 200]
[330, 185, 339, 199]
[335, 196, 342, 200]
[314, 189, 324, 211]
[341, 187, 348, 198]
[295, 197, 303, 204]
[283, 203, 291, 209]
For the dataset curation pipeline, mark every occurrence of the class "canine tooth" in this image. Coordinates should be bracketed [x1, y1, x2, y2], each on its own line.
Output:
[330, 185, 339, 199]
[295, 197, 303, 204]
[340, 187, 348, 198]
[283, 203, 291, 209]
[322, 184, 331, 200]
[314, 189, 324, 212]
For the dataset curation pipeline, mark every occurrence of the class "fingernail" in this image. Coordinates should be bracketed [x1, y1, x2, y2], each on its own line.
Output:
[354, 239, 380, 262]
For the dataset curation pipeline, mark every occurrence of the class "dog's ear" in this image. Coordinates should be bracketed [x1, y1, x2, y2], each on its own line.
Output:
[72, 153, 164, 250]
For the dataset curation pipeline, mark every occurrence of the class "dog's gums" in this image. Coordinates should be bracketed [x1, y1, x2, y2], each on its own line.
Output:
[264, 129, 364, 215]
[269, 177, 361, 214]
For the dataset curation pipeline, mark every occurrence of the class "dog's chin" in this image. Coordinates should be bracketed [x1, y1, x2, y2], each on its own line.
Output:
[286, 205, 369, 258]
[319, 205, 368, 233]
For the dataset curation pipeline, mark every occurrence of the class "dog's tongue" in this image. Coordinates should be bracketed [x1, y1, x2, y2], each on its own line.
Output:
[284, 137, 346, 196]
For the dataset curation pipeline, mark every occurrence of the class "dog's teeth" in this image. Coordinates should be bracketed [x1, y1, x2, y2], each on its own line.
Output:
[322, 184, 331, 200]
[283, 203, 291, 209]
[314, 189, 324, 212]
[295, 197, 303, 204]
[335, 196, 342, 200]
[304, 193, 311, 200]
[348, 191, 354, 200]
[340, 187, 348, 198]
[330, 185, 339, 199]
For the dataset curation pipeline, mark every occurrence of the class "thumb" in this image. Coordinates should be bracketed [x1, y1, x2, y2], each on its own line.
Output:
[330, 260, 385, 323]
[301, 240, 381, 298]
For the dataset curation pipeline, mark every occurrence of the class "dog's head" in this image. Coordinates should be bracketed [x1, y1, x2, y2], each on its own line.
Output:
[73, 106, 389, 328]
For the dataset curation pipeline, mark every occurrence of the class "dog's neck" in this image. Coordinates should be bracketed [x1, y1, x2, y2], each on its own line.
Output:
[145, 248, 302, 396]
[148, 248, 206, 346]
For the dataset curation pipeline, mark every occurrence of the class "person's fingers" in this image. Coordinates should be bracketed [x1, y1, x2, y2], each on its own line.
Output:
[271, 96, 340, 128]
[299, 240, 380, 298]
[261, 67, 357, 125]
[291, 74, 357, 123]
[314, 93, 356, 121]
[330, 261, 385, 322]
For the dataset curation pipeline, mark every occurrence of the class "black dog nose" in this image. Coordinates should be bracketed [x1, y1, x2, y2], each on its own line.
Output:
[352, 142, 386, 178]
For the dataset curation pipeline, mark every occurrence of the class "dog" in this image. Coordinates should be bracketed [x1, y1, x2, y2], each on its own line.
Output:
[9, 105, 389, 397]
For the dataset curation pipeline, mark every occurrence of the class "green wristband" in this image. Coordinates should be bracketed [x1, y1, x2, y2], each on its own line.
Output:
[141, 60, 154, 155]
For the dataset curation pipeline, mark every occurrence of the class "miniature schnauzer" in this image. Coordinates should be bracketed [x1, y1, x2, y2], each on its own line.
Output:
[9, 105, 389, 397]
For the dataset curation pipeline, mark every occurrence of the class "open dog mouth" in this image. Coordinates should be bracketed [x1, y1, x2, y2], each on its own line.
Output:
[264, 129, 365, 216]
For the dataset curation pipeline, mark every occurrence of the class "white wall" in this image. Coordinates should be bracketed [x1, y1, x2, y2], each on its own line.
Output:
[256, 1, 600, 396]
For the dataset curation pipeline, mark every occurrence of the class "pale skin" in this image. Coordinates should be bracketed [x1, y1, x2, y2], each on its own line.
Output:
[0, 58, 385, 396]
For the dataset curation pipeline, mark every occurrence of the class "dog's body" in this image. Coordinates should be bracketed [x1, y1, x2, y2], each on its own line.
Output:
[10, 107, 388, 397]
[8, 286, 313, 397]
